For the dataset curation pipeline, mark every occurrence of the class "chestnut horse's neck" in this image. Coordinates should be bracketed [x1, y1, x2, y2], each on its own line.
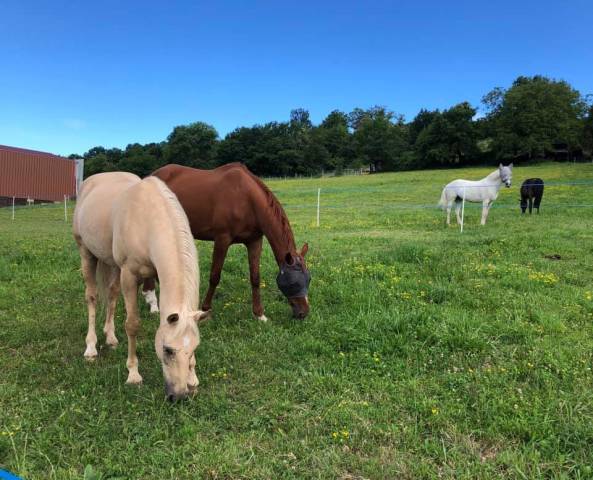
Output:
[250, 175, 296, 265]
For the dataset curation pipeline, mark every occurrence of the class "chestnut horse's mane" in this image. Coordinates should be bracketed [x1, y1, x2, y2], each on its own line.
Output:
[239, 165, 296, 253]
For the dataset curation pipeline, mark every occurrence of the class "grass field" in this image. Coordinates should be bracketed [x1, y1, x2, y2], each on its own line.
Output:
[1, 163, 593, 479]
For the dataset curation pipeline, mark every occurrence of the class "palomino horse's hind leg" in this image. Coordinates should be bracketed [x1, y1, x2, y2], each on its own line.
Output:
[202, 236, 231, 313]
[79, 247, 99, 360]
[120, 267, 143, 385]
[103, 265, 120, 348]
[247, 237, 267, 322]
[141, 278, 159, 313]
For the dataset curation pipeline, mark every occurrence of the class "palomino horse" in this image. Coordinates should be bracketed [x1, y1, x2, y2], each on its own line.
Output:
[439, 164, 513, 226]
[142, 163, 310, 320]
[73, 172, 207, 401]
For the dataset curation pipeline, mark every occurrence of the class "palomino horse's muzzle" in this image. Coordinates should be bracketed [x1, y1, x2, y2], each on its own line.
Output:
[165, 383, 189, 402]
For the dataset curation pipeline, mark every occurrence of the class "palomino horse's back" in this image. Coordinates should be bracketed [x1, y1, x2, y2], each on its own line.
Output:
[73, 172, 141, 262]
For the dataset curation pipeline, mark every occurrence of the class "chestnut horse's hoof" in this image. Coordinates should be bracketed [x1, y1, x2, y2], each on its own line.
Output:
[255, 314, 268, 322]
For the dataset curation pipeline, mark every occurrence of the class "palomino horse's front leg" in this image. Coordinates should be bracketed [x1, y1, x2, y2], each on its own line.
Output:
[120, 268, 143, 385]
[202, 236, 231, 313]
[247, 237, 267, 321]
[480, 200, 491, 225]
[79, 247, 99, 360]
[188, 353, 199, 393]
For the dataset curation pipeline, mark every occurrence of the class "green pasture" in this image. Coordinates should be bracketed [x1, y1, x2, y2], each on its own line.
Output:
[1, 163, 593, 479]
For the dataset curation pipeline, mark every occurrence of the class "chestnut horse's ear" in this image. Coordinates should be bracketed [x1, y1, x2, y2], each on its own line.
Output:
[285, 252, 294, 265]
[167, 313, 179, 324]
[192, 310, 210, 325]
[301, 243, 309, 257]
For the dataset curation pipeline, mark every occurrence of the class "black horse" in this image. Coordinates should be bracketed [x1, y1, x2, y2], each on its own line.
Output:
[520, 178, 544, 214]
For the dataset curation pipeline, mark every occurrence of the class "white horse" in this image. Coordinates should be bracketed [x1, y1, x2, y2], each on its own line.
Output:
[439, 164, 513, 226]
[73, 172, 208, 401]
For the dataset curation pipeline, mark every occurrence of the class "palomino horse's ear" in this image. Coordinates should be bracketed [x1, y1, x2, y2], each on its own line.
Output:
[192, 310, 210, 325]
[301, 243, 309, 257]
[167, 313, 179, 324]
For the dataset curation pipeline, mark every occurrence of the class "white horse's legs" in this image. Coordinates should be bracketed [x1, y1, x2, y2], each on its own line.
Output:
[455, 201, 462, 225]
[446, 201, 452, 225]
[481, 200, 491, 225]
[142, 289, 159, 313]
[103, 265, 121, 348]
[79, 248, 99, 360]
[121, 267, 143, 385]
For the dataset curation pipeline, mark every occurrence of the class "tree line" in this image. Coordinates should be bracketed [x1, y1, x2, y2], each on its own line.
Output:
[74, 75, 593, 178]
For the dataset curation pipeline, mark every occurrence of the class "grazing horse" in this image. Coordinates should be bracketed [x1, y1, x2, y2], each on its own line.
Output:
[73, 172, 207, 401]
[142, 163, 310, 320]
[520, 178, 544, 214]
[439, 164, 513, 226]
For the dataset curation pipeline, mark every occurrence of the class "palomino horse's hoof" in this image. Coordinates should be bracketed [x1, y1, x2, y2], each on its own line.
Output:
[105, 333, 119, 348]
[126, 372, 143, 385]
[84, 345, 98, 360]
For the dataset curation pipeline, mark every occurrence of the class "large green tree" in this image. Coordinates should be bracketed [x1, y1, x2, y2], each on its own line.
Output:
[483, 76, 587, 160]
[413, 102, 478, 168]
[165, 121, 218, 168]
[582, 105, 593, 158]
[351, 106, 408, 171]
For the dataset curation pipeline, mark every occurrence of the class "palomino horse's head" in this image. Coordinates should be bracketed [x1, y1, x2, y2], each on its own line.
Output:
[155, 310, 209, 401]
[499, 163, 513, 188]
[276, 243, 311, 319]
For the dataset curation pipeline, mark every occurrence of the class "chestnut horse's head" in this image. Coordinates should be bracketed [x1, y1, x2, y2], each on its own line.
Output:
[276, 243, 310, 319]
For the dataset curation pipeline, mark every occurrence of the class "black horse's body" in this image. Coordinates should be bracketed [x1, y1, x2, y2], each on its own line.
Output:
[520, 178, 544, 214]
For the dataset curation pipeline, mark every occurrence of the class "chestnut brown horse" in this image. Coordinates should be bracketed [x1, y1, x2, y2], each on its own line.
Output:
[143, 163, 310, 320]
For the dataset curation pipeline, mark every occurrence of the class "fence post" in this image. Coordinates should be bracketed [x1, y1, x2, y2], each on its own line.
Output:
[460, 187, 466, 233]
[64, 195, 68, 222]
[12, 196, 15, 220]
[316, 188, 321, 227]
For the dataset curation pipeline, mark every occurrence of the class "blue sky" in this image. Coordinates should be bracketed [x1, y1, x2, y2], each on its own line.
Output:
[1, 0, 592, 156]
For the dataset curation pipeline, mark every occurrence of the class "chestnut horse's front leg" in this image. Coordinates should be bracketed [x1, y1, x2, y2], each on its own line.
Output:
[247, 237, 267, 321]
[202, 236, 231, 313]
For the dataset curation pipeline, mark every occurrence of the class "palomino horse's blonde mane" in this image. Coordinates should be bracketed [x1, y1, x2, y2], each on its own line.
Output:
[148, 177, 199, 315]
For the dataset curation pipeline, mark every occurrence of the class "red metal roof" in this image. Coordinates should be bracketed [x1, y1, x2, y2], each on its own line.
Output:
[0, 144, 66, 158]
[0, 145, 76, 202]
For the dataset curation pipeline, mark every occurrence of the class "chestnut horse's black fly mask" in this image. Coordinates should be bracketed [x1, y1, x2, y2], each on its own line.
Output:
[276, 262, 311, 298]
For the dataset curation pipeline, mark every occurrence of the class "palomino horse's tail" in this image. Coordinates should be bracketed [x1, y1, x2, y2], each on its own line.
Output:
[96, 260, 117, 305]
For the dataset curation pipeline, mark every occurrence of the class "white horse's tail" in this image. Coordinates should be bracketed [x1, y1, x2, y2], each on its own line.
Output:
[438, 187, 448, 209]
